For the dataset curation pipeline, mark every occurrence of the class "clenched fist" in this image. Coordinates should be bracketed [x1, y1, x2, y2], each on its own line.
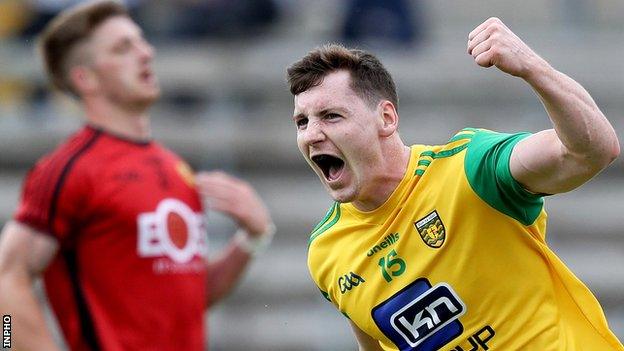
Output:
[467, 17, 549, 79]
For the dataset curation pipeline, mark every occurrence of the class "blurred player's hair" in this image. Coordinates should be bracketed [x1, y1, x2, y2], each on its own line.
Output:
[286, 43, 399, 109]
[38, 0, 128, 96]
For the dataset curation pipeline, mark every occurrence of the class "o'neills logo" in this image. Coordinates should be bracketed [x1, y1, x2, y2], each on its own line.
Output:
[367, 233, 400, 257]
[138, 198, 207, 264]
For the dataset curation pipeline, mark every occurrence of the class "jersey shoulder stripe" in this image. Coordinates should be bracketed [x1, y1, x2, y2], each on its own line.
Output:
[47, 130, 101, 235]
[15, 127, 101, 236]
[309, 202, 341, 246]
[414, 130, 474, 177]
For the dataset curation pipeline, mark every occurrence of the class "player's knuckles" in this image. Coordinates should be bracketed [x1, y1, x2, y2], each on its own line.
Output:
[488, 28, 507, 46]
[472, 42, 489, 58]
[487, 44, 503, 59]
[486, 17, 503, 25]
[468, 28, 481, 40]
[467, 39, 480, 54]
[467, 40, 473, 52]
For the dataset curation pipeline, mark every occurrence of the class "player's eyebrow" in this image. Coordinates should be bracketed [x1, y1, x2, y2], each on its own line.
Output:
[318, 108, 336, 116]
[319, 106, 349, 116]
[293, 106, 348, 121]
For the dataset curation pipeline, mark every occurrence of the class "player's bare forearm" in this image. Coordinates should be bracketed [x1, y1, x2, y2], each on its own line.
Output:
[0, 271, 62, 351]
[468, 17, 619, 194]
[205, 241, 252, 307]
[523, 62, 619, 165]
[0, 223, 62, 351]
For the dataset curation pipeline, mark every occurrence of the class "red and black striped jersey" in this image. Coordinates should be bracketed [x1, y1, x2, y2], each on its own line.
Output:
[15, 125, 208, 351]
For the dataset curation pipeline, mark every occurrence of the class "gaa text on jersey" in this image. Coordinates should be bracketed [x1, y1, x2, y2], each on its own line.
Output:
[338, 272, 365, 294]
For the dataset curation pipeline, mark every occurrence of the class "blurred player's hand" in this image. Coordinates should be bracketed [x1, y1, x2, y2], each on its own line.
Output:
[195, 171, 272, 238]
[467, 17, 548, 78]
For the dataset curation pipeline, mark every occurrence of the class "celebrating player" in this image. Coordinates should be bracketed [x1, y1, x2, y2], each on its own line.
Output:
[287, 17, 623, 350]
[0, 1, 274, 350]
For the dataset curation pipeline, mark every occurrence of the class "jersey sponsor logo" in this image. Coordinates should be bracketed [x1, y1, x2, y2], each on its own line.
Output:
[367, 232, 400, 257]
[372, 279, 466, 350]
[338, 272, 365, 294]
[138, 198, 207, 264]
[414, 210, 446, 248]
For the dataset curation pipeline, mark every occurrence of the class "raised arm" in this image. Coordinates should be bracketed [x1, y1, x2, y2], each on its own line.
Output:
[195, 171, 274, 307]
[0, 221, 62, 351]
[467, 17, 619, 195]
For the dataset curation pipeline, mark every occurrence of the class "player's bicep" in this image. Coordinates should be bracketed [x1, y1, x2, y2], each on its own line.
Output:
[0, 221, 59, 277]
[510, 129, 595, 194]
[349, 320, 383, 351]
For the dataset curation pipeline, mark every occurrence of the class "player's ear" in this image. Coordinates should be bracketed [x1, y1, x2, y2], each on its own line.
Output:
[378, 100, 399, 137]
[69, 65, 98, 96]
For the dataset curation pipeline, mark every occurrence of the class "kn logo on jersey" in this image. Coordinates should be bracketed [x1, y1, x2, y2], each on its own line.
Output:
[138, 198, 206, 264]
[372, 279, 466, 350]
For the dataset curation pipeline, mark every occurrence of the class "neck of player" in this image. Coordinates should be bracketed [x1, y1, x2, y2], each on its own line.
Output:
[353, 143, 411, 212]
[84, 99, 152, 142]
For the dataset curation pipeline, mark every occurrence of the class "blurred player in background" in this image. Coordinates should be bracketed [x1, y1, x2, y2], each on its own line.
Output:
[287, 17, 623, 350]
[0, 1, 274, 350]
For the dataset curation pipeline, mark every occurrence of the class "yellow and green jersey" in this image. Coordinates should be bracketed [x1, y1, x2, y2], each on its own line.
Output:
[307, 128, 624, 351]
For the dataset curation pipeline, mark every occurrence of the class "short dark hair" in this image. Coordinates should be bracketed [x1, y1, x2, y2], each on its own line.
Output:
[286, 43, 398, 109]
[38, 0, 129, 95]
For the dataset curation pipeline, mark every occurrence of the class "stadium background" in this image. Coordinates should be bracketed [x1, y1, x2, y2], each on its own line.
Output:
[0, 1, 622, 350]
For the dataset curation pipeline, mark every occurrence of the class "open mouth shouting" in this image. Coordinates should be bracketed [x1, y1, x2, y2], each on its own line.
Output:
[311, 154, 345, 183]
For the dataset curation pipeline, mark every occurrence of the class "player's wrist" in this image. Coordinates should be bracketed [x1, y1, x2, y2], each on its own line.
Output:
[233, 223, 275, 256]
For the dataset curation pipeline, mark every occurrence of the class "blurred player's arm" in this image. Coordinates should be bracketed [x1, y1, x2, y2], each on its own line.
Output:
[0, 221, 63, 351]
[349, 320, 383, 351]
[195, 171, 274, 307]
[467, 17, 620, 195]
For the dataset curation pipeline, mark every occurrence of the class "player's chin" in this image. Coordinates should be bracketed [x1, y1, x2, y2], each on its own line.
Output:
[324, 184, 356, 204]
[137, 89, 160, 105]
[145, 86, 161, 100]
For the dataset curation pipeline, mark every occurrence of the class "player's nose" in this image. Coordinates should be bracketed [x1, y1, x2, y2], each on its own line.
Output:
[136, 40, 155, 62]
[302, 120, 326, 145]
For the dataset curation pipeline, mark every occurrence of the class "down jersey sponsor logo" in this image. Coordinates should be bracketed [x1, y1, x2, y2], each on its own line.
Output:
[372, 278, 466, 350]
[138, 198, 207, 263]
